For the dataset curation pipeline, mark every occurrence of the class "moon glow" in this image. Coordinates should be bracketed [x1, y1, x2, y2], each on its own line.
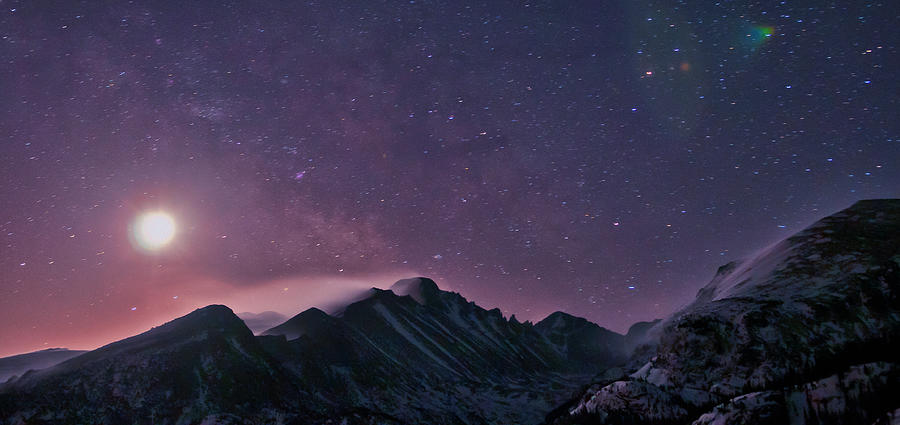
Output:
[133, 212, 177, 251]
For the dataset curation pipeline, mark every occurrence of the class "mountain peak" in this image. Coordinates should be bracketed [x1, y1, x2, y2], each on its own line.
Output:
[261, 307, 338, 340]
[533, 311, 626, 368]
[192, 304, 234, 315]
[86, 305, 250, 355]
[389, 277, 441, 304]
[543, 311, 578, 321]
[171, 305, 247, 330]
[693, 198, 900, 305]
[845, 198, 900, 212]
[802, 198, 900, 235]
[535, 311, 589, 330]
[35, 348, 70, 352]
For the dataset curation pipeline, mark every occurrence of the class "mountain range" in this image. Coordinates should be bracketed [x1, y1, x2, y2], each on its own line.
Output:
[1, 199, 898, 424]
[0, 277, 637, 424]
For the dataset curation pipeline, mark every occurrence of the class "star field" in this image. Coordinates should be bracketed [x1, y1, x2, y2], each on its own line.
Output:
[0, 0, 897, 356]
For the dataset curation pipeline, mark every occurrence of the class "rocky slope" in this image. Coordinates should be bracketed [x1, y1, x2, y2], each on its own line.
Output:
[549, 199, 900, 424]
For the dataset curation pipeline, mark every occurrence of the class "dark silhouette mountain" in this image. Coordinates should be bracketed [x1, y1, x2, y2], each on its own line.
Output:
[0, 279, 626, 424]
[389, 276, 442, 304]
[258, 277, 628, 423]
[0, 305, 316, 424]
[534, 312, 626, 369]
[261, 306, 337, 340]
[548, 199, 900, 424]
[0, 348, 87, 383]
[236, 310, 288, 334]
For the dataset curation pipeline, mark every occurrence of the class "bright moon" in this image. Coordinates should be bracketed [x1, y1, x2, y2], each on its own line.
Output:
[133, 212, 176, 251]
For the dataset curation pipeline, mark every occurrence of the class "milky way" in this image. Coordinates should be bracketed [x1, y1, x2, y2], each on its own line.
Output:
[1, 0, 897, 356]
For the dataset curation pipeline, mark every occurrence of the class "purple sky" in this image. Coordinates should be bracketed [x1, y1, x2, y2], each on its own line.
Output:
[1, 0, 898, 356]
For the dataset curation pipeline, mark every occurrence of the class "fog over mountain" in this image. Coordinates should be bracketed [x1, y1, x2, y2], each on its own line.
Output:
[0, 349, 87, 384]
[236, 311, 288, 334]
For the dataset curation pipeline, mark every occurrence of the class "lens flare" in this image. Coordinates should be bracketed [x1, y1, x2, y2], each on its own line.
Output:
[748, 25, 775, 46]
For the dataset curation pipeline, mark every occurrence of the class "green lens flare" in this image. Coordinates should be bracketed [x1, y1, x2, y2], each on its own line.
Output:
[749, 25, 775, 45]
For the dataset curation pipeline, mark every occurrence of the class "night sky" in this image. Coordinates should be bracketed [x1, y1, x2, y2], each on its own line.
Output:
[1, 0, 898, 357]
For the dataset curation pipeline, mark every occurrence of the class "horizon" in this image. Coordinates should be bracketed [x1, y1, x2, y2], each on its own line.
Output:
[0, 272, 659, 358]
[2, 1, 898, 360]
[1, 197, 882, 358]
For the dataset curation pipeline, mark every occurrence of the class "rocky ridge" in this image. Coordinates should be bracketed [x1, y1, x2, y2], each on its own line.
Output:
[1, 279, 627, 424]
[549, 199, 900, 425]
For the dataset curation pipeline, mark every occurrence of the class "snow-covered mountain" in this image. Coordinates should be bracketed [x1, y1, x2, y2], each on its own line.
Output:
[549, 199, 900, 424]
[0, 278, 626, 424]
